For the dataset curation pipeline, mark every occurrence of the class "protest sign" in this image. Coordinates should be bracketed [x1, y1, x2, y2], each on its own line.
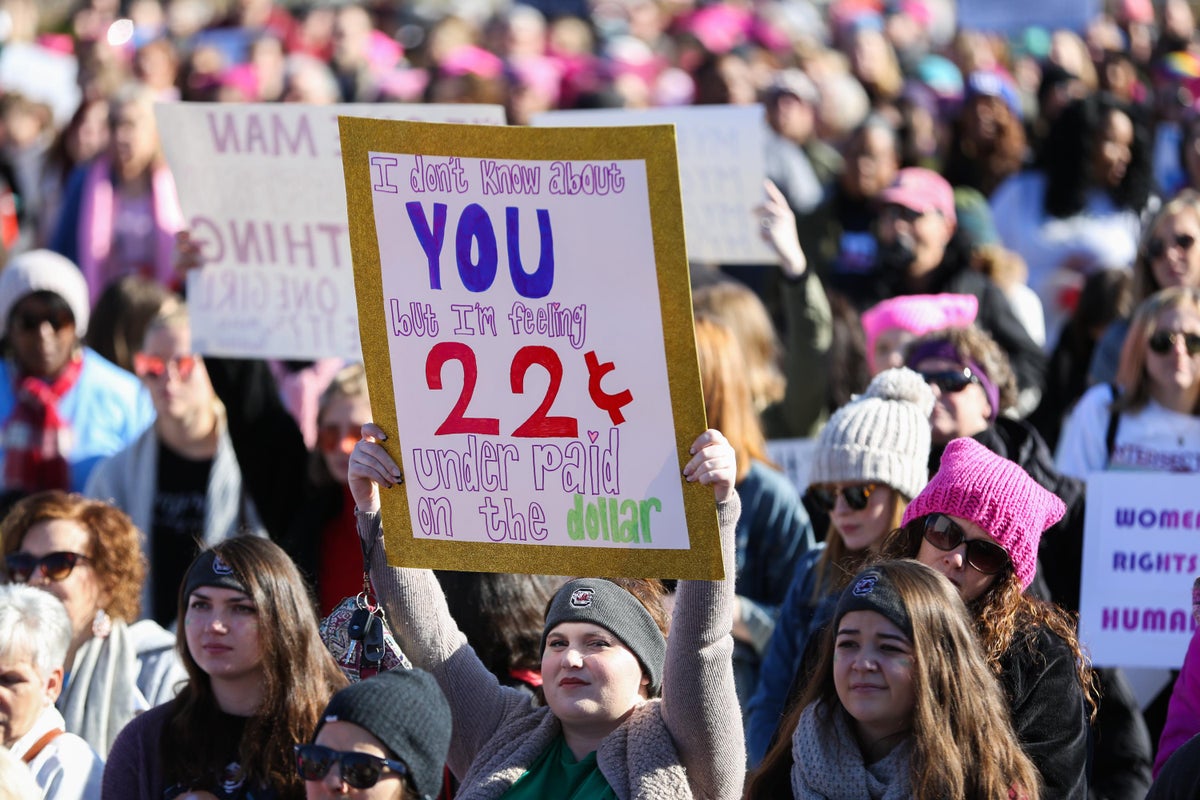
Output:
[532, 105, 774, 265]
[155, 102, 506, 361]
[766, 438, 817, 496]
[1078, 472, 1200, 669]
[958, 0, 1097, 33]
[340, 117, 722, 579]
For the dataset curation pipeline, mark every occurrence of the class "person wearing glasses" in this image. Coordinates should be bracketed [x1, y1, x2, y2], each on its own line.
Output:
[0, 491, 184, 756]
[103, 536, 347, 800]
[1058, 287, 1200, 478]
[744, 561, 1041, 800]
[1088, 191, 1200, 386]
[84, 303, 268, 628]
[0, 583, 103, 799]
[0, 249, 152, 500]
[297, 668, 452, 800]
[875, 436, 1094, 800]
[347, 424, 744, 799]
[745, 367, 933, 765]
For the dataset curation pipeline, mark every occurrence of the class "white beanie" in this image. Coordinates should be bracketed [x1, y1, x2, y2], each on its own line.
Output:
[0, 250, 90, 338]
[808, 367, 934, 500]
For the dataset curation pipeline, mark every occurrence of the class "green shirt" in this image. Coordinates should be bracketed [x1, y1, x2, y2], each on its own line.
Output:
[499, 735, 618, 800]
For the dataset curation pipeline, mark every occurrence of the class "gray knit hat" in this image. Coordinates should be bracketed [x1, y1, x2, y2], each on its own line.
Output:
[541, 578, 666, 695]
[808, 367, 934, 500]
[0, 250, 90, 337]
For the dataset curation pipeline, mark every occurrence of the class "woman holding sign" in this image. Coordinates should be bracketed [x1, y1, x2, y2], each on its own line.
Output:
[348, 423, 745, 799]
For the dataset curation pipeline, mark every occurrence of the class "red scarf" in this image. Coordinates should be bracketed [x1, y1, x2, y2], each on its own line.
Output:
[3, 356, 83, 492]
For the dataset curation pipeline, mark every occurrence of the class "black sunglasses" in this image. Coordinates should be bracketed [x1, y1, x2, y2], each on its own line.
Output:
[919, 368, 981, 394]
[1148, 330, 1200, 356]
[922, 514, 1010, 575]
[295, 744, 412, 790]
[1147, 233, 1197, 260]
[806, 483, 880, 513]
[4, 551, 90, 583]
[13, 307, 74, 333]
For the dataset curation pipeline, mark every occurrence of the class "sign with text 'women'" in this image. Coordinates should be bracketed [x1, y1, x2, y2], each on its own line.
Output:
[340, 118, 721, 579]
[1079, 472, 1200, 668]
[155, 102, 505, 361]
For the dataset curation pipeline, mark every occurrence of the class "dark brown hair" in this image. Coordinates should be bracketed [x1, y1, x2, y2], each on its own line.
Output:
[164, 537, 347, 797]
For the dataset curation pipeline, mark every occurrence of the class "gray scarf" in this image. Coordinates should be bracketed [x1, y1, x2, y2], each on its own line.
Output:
[58, 620, 141, 756]
[790, 701, 912, 800]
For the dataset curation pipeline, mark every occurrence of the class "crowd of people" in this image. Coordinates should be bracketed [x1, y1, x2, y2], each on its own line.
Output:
[2, 0, 1200, 798]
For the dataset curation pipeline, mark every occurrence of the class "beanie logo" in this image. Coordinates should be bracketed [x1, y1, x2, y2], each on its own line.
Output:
[212, 556, 234, 575]
[852, 575, 878, 596]
[569, 588, 595, 607]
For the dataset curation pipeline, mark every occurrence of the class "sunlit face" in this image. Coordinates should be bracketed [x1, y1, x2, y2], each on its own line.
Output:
[139, 324, 211, 423]
[305, 721, 405, 800]
[877, 205, 953, 278]
[767, 93, 814, 143]
[0, 652, 61, 748]
[1094, 109, 1134, 189]
[184, 587, 263, 684]
[915, 515, 999, 602]
[320, 394, 372, 485]
[541, 621, 648, 734]
[833, 610, 915, 750]
[913, 356, 992, 444]
[872, 328, 916, 374]
[844, 127, 898, 199]
[1149, 210, 1200, 291]
[18, 520, 107, 660]
[1145, 307, 1200, 399]
[6, 293, 77, 379]
[110, 98, 159, 178]
[826, 484, 895, 553]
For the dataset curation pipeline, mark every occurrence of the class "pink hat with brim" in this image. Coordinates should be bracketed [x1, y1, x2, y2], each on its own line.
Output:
[879, 167, 957, 227]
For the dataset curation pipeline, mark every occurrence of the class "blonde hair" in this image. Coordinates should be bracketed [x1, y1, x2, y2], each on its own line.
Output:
[692, 281, 785, 413]
[693, 316, 771, 483]
[1115, 286, 1200, 414]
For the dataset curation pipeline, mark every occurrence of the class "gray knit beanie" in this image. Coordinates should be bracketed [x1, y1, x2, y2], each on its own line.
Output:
[808, 367, 934, 500]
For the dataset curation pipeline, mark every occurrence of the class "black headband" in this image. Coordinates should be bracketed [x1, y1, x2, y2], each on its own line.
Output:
[182, 549, 249, 601]
[833, 568, 913, 640]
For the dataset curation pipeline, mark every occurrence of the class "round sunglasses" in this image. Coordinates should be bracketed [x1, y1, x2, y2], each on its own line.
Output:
[922, 514, 1010, 575]
[295, 744, 412, 791]
[806, 483, 880, 513]
[4, 551, 90, 583]
[1148, 330, 1200, 357]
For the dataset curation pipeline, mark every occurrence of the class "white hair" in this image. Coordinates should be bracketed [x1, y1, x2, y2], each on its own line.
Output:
[0, 585, 71, 679]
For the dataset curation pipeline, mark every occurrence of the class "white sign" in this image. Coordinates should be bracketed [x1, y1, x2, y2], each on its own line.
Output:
[156, 102, 506, 360]
[1078, 472, 1200, 668]
[531, 105, 774, 265]
[767, 437, 817, 496]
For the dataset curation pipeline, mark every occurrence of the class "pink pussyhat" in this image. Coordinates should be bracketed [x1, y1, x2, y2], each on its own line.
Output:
[860, 293, 978, 372]
[902, 437, 1065, 590]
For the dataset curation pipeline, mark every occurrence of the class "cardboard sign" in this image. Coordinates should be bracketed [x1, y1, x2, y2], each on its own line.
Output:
[1078, 472, 1200, 669]
[340, 118, 722, 579]
[155, 102, 506, 360]
[531, 105, 774, 265]
[958, 0, 1097, 33]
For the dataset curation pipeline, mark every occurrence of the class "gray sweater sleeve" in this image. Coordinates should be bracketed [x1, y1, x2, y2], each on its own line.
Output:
[662, 493, 746, 798]
[357, 510, 530, 777]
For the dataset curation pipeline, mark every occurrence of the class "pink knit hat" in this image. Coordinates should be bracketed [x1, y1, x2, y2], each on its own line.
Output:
[860, 293, 978, 372]
[901, 437, 1065, 590]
